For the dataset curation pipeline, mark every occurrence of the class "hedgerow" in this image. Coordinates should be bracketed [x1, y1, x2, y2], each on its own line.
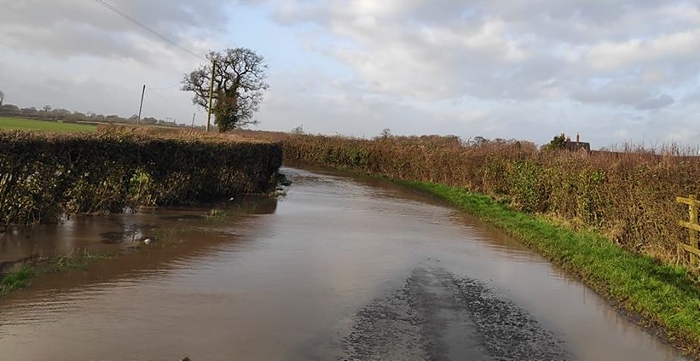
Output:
[0, 129, 281, 226]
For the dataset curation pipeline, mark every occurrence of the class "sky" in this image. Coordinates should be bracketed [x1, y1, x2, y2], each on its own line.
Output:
[1, 0, 700, 148]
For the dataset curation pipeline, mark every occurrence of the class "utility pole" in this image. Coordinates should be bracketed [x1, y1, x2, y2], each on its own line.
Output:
[206, 59, 216, 132]
[137, 84, 146, 126]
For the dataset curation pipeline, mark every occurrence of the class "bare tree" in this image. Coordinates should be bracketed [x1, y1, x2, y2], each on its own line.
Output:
[181, 48, 269, 132]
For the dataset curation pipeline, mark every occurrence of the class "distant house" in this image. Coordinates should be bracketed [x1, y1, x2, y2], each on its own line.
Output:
[564, 133, 591, 152]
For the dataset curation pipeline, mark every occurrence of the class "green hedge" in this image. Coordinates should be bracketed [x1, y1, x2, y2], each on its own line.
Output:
[0, 131, 282, 226]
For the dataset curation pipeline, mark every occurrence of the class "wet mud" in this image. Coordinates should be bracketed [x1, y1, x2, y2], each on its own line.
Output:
[308, 267, 569, 361]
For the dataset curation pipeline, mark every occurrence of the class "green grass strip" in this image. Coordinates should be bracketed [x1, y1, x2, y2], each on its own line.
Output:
[0, 116, 96, 132]
[400, 180, 700, 357]
[0, 265, 36, 296]
[0, 252, 117, 298]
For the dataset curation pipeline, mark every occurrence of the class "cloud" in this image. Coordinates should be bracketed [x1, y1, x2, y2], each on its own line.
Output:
[573, 88, 639, 107]
[262, 1, 700, 108]
[585, 30, 700, 71]
[635, 94, 675, 111]
[0, 0, 228, 61]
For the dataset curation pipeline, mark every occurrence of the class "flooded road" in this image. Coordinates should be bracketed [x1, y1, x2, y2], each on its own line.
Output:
[0, 167, 688, 360]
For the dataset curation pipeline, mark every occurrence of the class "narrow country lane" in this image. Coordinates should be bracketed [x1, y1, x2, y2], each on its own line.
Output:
[0, 167, 688, 361]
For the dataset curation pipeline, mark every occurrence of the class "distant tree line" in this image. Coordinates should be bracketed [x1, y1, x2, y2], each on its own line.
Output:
[0, 103, 202, 129]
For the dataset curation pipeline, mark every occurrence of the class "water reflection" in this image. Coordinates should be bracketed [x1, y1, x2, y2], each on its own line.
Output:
[0, 195, 278, 268]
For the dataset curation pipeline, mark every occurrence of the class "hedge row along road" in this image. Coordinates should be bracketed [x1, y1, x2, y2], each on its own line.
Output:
[0, 129, 282, 227]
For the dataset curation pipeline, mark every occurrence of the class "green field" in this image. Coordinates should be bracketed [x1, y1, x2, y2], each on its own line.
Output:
[0, 117, 97, 132]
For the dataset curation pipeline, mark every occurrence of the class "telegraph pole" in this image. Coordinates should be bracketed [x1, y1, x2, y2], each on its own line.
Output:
[206, 59, 216, 132]
[137, 84, 146, 125]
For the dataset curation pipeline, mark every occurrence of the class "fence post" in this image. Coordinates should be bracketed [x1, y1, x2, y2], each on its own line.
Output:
[688, 195, 698, 265]
[676, 194, 700, 266]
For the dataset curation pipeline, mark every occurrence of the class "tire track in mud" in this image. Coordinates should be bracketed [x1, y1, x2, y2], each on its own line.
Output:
[305, 267, 570, 361]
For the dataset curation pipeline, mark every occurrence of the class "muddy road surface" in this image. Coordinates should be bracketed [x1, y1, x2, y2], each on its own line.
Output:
[307, 267, 569, 361]
[0, 167, 688, 360]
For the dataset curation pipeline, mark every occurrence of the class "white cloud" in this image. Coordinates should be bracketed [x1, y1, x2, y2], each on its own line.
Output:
[0, 0, 227, 61]
[586, 29, 700, 70]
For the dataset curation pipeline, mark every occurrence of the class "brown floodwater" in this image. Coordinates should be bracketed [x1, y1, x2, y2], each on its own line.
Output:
[0, 167, 689, 360]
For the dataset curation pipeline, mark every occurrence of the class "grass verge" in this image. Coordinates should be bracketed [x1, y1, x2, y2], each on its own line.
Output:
[400, 180, 700, 358]
[37, 252, 117, 273]
[0, 251, 116, 297]
[0, 265, 36, 296]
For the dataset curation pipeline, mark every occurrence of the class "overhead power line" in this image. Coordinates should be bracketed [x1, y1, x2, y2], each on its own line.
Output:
[92, 0, 203, 60]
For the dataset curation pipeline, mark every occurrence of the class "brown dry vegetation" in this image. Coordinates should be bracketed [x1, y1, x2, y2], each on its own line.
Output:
[0, 128, 282, 227]
[279, 133, 700, 268]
